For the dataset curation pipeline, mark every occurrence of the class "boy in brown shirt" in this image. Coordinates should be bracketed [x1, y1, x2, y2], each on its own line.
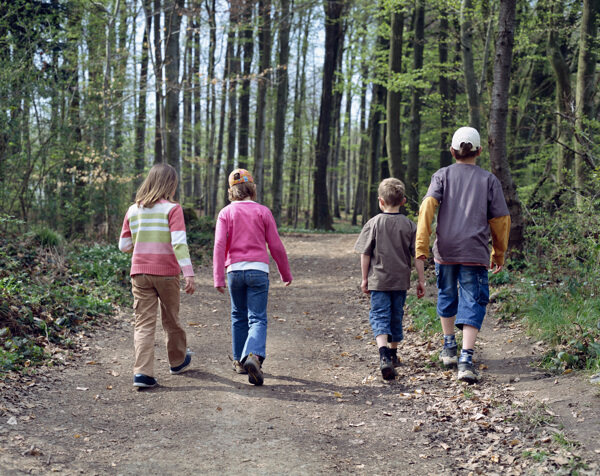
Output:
[355, 178, 422, 380]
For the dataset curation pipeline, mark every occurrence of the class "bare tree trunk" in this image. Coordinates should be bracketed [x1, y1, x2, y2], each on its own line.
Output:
[153, 0, 164, 163]
[461, 0, 481, 131]
[238, 0, 254, 170]
[352, 52, 368, 226]
[488, 0, 524, 249]
[205, 0, 217, 214]
[312, 0, 344, 230]
[224, 9, 240, 206]
[253, 0, 271, 201]
[182, 17, 193, 201]
[366, 80, 386, 220]
[439, 13, 453, 168]
[136, 0, 152, 192]
[386, 8, 404, 181]
[164, 0, 183, 199]
[574, 0, 600, 208]
[272, 0, 292, 225]
[406, 0, 424, 212]
[193, 16, 203, 209]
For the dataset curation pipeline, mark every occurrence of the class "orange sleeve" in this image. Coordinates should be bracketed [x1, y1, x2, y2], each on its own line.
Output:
[416, 196, 439, 259]
[489, 215, 511, 266]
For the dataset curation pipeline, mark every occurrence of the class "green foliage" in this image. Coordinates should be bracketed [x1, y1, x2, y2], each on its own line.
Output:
[185, 213, 216, 261]
[29, 227, 64, 248]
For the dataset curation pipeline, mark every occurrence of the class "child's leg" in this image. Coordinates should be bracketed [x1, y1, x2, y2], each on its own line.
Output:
[455, 265, 488, 348]
[227, 271, 249, 361]
[241, 270, 269, 361]
[435, 263, 459, 336]
[132, 275, 160, 377]
[155, 275, 187, 368]
[389, 290, 406, 344]
[369, 291, 393, 346]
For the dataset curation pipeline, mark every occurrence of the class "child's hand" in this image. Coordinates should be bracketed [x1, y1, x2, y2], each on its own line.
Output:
[283, 281, 292, 287]
[360, 279, 369, 295]
[490, 263, 504, 274]
[216, 286, 226, 294]
[184, 277, 195, 295]
[417, 281, 425, 299]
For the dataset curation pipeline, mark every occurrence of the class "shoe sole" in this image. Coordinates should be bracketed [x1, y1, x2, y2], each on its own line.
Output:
[381, 365, 397, 381]
[244, 361, 264, 386]
[133, 382, 158, 388]
[442, 356, 458, 368]
[170, 363, 190, 375]
[457, 369, 480, 383]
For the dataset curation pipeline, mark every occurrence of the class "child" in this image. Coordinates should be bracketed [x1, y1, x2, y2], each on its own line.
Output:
[354, 178, 419, 381]
[119, 163, 195, 388]
[415, 127, 510, 383]
[213, 169, 292, 386]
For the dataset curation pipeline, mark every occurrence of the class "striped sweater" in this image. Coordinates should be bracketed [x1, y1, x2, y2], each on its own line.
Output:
[118, 199, 194, 277]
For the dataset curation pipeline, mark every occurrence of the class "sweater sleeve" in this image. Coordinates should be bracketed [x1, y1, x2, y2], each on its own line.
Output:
[489, 215, 511, 266]
[212, 210, 228, 287]
[168, 205, 194, 277]
[118, 210, 133, 253]
[264, 209, 293, 283]
[415, 196, 439, 259]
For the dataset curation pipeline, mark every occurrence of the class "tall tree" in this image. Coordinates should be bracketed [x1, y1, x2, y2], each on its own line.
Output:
[439, 11, 453, 168]
[153, 0, 164, 163]
[406, 0, 424, 211]
[206, 0, 218, 214]
[386, 5, 404, 181]
[574, 0, 600, 208]
[461, 0, 481, 131]
[488, 0, 523, 249]
[271, 0, 291, 225]
[238, 0, 254, 170]
[136, 0, 152, 191]
[312, 0, 344, 230]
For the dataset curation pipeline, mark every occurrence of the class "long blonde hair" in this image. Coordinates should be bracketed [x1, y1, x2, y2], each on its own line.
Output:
[135, 163, 178, 208]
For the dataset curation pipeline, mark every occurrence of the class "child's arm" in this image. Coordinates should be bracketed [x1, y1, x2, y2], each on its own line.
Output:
[264, 211, 293, 285]
[360, 254, 370, 295]
[415, 196, 438, 260]
[118, 212, 133, 253]
[213, 211, 229, 289]
[489, 215, 511, 274]
[415, 258, 426, 299]
[168, 205, 194, 278]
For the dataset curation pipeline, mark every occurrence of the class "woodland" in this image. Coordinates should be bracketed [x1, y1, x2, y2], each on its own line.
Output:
[0, 1, 599, 379]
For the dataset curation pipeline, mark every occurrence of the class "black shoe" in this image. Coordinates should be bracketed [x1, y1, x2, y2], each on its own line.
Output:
[133, 374, 158, 388]
[380, 354, 397, 381]
[390, 353, 401, 368]
[232, 359, 248, 374]
[440, 345, 458, 367]
[170, 349, 193, 375]
[243, 353, 264, 386]
[457, 360, 481, 383]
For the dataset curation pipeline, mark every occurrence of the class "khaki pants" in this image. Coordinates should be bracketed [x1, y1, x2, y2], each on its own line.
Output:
[131, 274, 187, 377]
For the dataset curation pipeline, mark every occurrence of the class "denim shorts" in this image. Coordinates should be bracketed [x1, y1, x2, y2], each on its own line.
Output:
[369, 290, 407, 343]
[435, 263, 489, 330]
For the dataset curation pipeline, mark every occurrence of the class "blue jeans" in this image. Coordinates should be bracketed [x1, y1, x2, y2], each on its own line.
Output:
[435, 263, 489, 330]
[369, 290, 407, 343]
[227, 270, 269, 361]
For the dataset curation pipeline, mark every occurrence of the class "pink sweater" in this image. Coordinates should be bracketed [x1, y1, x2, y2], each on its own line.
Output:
[213, 201, 293, 287]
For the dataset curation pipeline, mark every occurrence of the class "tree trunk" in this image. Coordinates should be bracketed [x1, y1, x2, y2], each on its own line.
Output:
[574, 0, 600, 208]
[224, 11, 240, 206]
[253, 0, 271, 201]
[312, 0, 344, 230]
[182, 18, 193, 201]
[136, 0, 152, 192]
[366, 81, 386, 220]
[272, 0, 291, 225]
[488, 0, 524, 250]
[206, 0, 218, 215]
[439, 13, 453, 168]
[164, 0, 183, 199]
[547, 2, 573, 185]
[153, 0, 164, 163]
[406, 0, 424, 212]
[193, 17, 203, 209]
[461, 0, 481, 131]
[386, 8, 404, 181]
[352, 52, 368, 226]
[238, 0, 254, 170]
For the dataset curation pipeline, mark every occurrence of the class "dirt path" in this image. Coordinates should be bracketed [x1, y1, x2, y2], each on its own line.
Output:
[1, 234, 598, 475]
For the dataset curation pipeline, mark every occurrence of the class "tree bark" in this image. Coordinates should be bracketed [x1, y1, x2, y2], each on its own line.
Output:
[193, 17, 203, 209]
[136, 0, 152, 192]
[488, 0, 524, 250]
[312, 0, 344, 230]
[439, 13, 453, 168]
[182, 18, 193, 201]
[206, 0, 218, 215]
[253, 0, 271, 201]
[574, 0, 600, 208]
[224, 8, 240, 206]
[153, 0, 164, 163]
[406, 0, 424, 212]
[272, 0, 291, 225]
[386, 8, 404, 181]
[238, 0, 254, 170]
[461, 0, 481, 131]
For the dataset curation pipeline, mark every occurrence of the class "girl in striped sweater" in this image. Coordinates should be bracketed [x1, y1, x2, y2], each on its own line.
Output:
[119, 163, 195, 388]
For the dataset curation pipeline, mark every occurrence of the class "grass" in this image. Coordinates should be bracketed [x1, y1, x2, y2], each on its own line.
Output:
[405, 295, 441, 336]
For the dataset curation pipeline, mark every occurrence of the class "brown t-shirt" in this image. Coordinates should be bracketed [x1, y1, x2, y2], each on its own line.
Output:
[354, 213, 416, 291]
[425, 163, 510, 266]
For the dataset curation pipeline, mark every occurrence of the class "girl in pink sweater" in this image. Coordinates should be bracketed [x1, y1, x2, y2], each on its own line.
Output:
[213, 169, 293, 386]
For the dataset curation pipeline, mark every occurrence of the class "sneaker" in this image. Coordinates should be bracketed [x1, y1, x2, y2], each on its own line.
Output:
[170, 350, 193, 375]
[243, 353, 264, 386]
[133, 374, 158, 388]
[380, 354, 397, 381]
[457, 360, 481, 383]
[440, 345, 458, 367]
[232, 360, 247, 374]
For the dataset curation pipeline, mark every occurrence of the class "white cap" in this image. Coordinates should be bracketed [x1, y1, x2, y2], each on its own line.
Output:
[451, 127, 480, 150]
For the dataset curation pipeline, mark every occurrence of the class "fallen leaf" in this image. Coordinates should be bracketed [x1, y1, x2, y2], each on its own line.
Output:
[349, 422, 365, 427]
[333, 391, 343, 398]
[106, 385, 113, 390]
[86, 361, 97, 365]
[440, 442, 450, 451]
[7, 416, 17, 425]
[216, 407, 222, 412]
[76, 387, 89, 391]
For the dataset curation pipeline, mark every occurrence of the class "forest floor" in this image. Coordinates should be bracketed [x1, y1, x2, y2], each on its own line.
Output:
[0, 234, 599, 475]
